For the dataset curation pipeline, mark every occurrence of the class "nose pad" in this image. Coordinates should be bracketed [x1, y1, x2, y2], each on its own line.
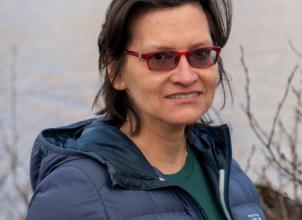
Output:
[174, 54, 190, 68]
[179, 54, 193, 69]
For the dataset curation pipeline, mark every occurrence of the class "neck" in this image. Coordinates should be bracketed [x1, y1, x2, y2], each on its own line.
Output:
[121, 118, 189, 174]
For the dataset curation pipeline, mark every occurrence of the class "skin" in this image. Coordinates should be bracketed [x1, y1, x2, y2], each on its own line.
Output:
[113, 3, 218, 174]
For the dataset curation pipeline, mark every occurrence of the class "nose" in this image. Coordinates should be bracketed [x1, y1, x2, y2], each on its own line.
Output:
[170, 55, 198, 86]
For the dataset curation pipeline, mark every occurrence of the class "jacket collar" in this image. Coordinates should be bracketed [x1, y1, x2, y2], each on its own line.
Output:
[36, 118, 232, 190]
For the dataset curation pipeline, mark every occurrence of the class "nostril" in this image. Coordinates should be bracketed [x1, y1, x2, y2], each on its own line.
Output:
[171, 67, 197, 83]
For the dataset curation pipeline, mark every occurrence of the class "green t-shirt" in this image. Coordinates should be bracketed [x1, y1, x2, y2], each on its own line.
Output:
[164, 148, 226, 220]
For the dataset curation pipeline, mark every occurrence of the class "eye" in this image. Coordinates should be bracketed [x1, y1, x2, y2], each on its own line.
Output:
[149, 52, 175, 61]
[192, 48, 211, 58]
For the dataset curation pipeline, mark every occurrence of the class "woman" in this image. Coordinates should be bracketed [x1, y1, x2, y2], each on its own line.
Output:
[27, 0, 265, 220]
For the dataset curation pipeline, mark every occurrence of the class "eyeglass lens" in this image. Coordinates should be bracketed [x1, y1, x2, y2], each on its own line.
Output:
[147, 48, 218, 71]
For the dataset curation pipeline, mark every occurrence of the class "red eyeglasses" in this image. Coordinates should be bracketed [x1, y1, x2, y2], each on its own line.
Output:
[124, 46, 221, 71]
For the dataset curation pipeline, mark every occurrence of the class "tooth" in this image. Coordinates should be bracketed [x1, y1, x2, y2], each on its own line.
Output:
[168, 92, 198, 99]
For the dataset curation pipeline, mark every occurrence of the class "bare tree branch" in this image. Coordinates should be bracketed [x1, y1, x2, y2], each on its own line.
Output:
[0, 46, 31, 220]
[266, 65, 299, 150]
[240, 44, 302, 215]
[240, 45, 269, 145]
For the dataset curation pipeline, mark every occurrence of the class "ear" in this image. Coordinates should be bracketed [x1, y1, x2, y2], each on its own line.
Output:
[107, 62, 127, 91]
[112, 75, 127, 91]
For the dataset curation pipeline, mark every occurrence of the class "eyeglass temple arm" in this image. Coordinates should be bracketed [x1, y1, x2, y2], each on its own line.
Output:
[124, 50, 143, 58]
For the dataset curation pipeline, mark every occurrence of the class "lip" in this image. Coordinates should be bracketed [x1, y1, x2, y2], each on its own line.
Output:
[165, 91, 202, 103]
[165, 91, 202, 98]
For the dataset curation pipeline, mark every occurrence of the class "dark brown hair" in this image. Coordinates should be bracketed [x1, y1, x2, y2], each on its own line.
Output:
[93, 0, 233, 135]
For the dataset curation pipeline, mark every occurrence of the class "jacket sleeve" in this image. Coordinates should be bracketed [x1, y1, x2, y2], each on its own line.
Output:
[26, 166, 107, 220]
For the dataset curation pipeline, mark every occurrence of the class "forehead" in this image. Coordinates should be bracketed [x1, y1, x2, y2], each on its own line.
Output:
[128, 3, 212, 51]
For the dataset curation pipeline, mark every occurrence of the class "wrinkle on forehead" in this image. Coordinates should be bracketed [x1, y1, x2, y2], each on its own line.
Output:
[128, 3, 212, 51]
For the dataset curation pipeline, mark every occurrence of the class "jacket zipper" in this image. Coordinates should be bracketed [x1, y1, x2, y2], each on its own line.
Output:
[219, 124, 234, 220]
[219, 169, 232, 220]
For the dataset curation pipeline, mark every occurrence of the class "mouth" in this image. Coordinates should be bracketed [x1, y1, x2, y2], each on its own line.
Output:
[165, 92, 201, 100]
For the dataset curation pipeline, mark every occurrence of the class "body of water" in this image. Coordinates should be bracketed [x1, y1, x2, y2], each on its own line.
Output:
[0, 0, 301, 217]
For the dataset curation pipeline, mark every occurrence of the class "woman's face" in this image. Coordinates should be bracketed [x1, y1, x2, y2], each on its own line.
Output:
[114, 3, 218, 128]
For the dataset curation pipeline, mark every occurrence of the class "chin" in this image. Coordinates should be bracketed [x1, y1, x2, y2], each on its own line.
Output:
[166, 114, 202, 126]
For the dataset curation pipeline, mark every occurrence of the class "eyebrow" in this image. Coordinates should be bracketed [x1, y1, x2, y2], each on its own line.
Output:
[143, 40, 214, 52]
[188, 40, 214, 49]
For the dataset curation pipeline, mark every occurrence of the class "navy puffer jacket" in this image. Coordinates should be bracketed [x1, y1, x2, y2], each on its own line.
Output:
[26, 118, 265, 220]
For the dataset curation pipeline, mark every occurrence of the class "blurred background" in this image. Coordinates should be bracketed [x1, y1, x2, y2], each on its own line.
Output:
[0, 0, 301, 219]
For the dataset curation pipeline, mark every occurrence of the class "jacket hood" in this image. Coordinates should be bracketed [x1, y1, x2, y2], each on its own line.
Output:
[30, 118, 231, 191]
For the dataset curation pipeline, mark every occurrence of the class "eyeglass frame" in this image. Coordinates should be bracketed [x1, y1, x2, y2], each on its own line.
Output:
[124, 46, 221, 71]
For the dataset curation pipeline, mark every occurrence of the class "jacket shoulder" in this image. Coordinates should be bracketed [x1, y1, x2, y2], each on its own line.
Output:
[27, 158, 108, 220]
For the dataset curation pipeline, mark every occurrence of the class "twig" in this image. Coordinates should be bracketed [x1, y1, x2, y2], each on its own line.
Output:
[289, 40, 302, 58]
[10, 46, 18, 148]
[240, 46, 269, 145]
[245, 144, 256, 174]
[266, 65, 298, 150]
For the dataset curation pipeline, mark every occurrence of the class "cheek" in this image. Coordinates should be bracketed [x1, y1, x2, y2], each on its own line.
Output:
[124, 73, 158, 105]
[210, 75, 218, 100]
[200, 70, 218, 109]
[200, 69, 218, 92]
[211, 74, 218, 93]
